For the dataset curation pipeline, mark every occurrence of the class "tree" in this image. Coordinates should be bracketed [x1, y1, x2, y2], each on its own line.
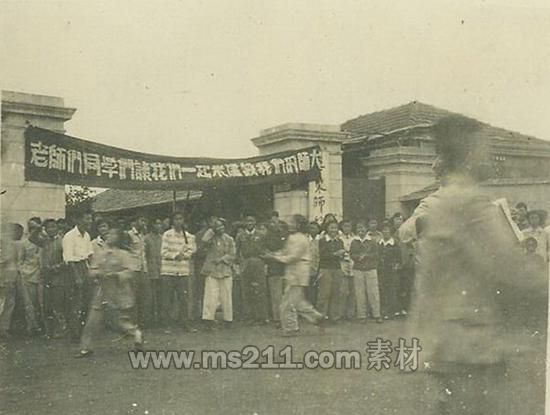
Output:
[65, 185, 95, 216]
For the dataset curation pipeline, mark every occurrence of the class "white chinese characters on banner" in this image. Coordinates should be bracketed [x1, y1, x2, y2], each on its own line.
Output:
[28, 140, 320, 184]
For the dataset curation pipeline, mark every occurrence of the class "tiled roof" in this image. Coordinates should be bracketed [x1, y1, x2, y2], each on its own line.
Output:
[92, 189, 202, 213]
[342, 101, 454, 136]
[341, 101, 550, 149]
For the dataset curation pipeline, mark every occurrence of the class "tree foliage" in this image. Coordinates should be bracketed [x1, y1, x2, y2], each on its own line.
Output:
[65, 185, 94, 215]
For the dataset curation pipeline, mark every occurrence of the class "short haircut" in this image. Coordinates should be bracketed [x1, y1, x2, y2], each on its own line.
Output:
[292, 214, 309, 234]
[56, 218, 67, 224]
[516, 202, 527, 210]
[43, 219, 57, 227]
[29, 216, 42, 224]
[95, 218, 110, 228]
[172, 210, 185, 219]
[433, 115, 484, 174]
[309, 221, 321, 229]
[75, 210, 93, 219]
[524, 237, 538, 247]
[356, 220, 367, 228]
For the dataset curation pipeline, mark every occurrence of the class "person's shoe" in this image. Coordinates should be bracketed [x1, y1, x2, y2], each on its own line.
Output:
[182, 324, 198, 333]
[401, 309, 408, 316]
[75, 349, 94, 358]
[313, 317, 326, 334]
[134, 329, 144, 350]
[375, 317, 383, 324]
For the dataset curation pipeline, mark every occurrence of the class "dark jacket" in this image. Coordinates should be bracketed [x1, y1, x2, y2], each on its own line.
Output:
[350, 237, 379, 271]
[318, 236, 344, 270]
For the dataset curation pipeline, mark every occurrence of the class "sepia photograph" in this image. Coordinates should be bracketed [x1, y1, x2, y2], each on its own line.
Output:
[0, 1, 549, 414]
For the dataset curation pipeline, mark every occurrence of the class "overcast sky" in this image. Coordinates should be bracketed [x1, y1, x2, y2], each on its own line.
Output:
[2, 0, 550, 157]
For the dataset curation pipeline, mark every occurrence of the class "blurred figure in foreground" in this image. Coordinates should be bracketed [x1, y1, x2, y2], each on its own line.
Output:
[0, 223, 19, 339]
[409, 115, 548, 415]
[77, 226, 143, 357]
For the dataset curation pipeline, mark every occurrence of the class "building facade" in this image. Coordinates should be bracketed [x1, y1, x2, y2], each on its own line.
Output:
[5, 92, 548, 224]
[1, 91, 75, 226]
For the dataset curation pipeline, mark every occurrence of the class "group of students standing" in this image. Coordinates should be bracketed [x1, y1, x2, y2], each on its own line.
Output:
[305, 213, 415, 325]
[0, 207, 417, 350]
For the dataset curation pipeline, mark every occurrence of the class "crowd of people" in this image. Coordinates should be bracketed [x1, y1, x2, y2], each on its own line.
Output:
[0, 193, 548, 358]
[2, 115, 547, 413]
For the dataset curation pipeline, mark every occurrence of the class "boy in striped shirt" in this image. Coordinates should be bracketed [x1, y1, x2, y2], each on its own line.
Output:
[160, 211, 196, 331]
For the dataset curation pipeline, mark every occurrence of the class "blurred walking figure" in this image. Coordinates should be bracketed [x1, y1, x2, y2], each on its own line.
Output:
[41, 219, 67, 338]
[201, 219, 236, 328]
[161, 211, 196, 331]
[18, 217, 44, 335]
[77, 226, 143, 357]
[0, 223, 20, 339]
[409, 115, 548, 415]
[63, 211, 94, 342]
[265, 214, 323, 337]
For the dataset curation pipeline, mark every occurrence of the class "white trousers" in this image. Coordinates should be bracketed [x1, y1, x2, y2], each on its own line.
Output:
[353, 269, 381, 319]
[280, 285, 322, 332]
[202, 276, 233, 322]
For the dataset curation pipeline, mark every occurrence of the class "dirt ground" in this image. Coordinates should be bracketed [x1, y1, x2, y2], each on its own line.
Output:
[0, 319, 546, 415]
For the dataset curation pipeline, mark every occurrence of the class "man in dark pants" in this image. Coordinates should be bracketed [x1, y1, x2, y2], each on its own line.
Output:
[62, 211, 93, 342]
[236, 215, 269, 324]
[41, 219, 67, 338]
[144, 218, 164, 325]
[127, 215, 150, 328]
[160, 211, 196, 331]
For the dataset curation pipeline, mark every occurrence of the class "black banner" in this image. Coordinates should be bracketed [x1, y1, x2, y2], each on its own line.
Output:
[24, 127, 322, 190]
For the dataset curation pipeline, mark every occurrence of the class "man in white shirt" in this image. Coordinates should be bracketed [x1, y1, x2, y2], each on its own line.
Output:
[62, 210, 93, 342]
